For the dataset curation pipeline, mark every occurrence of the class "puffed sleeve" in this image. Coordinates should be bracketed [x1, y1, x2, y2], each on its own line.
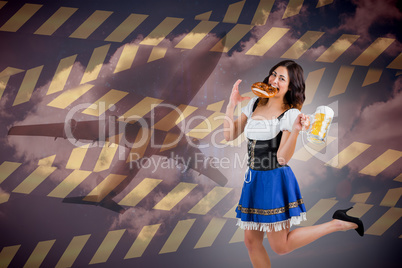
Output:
[279, 108, 301, 131]
[241, 97, 258, 118]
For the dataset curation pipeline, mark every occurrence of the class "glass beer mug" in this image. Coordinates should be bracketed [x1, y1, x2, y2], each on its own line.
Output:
[304, 106, 334, 144]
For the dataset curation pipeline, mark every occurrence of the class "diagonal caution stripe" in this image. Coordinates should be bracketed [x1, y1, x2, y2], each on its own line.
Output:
[89, 229, 126, 264]
[387, 52, 402, 70]
[147, 47, 168, 62]
[245, 27, 289, 56]
[223, 0, 246, 24]
[251, 0, 275, 25]
[316, 0, 334, 8]
[69, 10, 113, 39]
[0, 67, 25, 100]
[210, 24, 253, 53]
[379, 187, 402, 207]
[81, 89, 129, 116]
[55, 234, 91, 268]
[194, 217, 227, 249]
[351, 37, 395, 66]
[47, 55, 77, 95]
[316, 34, 359, 63]
[119, 178, 163, 207]
[0, 245, 20, 268]
[153, 182, 197, 211]
[80, 44, 111, 84]
[365, 207, 402, 236]
[83, 174, 127, 202]
[328, 65, 355, 97]
[13, 65, 43, 106]
[359, 149, 402, 176]
[114, 44, 139, 73]
[159, 219, 195, 254]
[175, 21, 219, 50]
[105, 13, 148, 42]
[124, 224, 161, 259]
[47, 170, 92, 198]
[0, 161, 22, 184]
[188, 186, 232, 215]
[326, 141, 371, 168]
[47, 83, 94, 109]
[12, 164, 57, 194]
[283, 0, 304, 19]
[281, 31, 325, 59]
[362, 68, 383, 87]
[0, 1, 7, 10]
[304, 68, 325, 105]
[0, 3, 42, 32]
[34, 7, 78, 36]
[139, 17, 183, 46]
[24, 240, 56, 268]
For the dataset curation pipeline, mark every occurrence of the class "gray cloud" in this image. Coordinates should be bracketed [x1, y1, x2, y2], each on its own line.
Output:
[346, 76, 402, 149]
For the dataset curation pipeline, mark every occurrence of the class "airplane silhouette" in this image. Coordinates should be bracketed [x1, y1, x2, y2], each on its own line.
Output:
[8, 33, 229, 213]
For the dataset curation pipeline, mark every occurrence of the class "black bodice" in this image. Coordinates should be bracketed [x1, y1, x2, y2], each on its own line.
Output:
[247, 133, 287, 170]
[247, 99, 288, 171]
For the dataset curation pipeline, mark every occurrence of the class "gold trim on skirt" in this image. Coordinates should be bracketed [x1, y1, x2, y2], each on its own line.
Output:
[237, 199, 304, 216]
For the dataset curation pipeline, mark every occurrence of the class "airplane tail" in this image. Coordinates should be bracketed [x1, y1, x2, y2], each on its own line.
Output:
[62, 196, 126, 214]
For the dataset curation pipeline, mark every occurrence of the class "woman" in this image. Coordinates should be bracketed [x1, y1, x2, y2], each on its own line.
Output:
[224, 60, 363, 268]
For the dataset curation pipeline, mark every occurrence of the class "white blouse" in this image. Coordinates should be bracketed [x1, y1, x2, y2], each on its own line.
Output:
[241, 97, 300, 140]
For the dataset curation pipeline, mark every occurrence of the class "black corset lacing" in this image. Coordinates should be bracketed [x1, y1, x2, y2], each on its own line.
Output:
[247, 99, 288, 171]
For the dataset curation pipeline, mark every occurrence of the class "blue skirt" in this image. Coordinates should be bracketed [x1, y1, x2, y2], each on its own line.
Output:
[235, 166, 307, 232]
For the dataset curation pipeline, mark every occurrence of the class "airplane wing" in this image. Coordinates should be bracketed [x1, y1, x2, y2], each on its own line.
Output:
[8, 119, 101, 142]
[8, 116, 142, 145]
[8, 32, 228, 143]
[178, 145, 228, 186]
[155, 126, 228, 186]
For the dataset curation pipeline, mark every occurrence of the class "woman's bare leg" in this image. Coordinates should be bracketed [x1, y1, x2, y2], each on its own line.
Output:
[267, 219, 357, 255]
[244, 230, 271, 268]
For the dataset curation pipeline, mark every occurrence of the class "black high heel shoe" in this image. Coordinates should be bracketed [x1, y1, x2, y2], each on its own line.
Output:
[332, 207, 364, 237]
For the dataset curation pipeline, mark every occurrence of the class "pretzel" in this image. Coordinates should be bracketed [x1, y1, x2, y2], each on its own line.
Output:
[251, 82, 278, 98]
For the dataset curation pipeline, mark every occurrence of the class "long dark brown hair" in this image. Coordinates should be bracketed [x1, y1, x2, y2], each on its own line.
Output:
[259, 60, 305, 110]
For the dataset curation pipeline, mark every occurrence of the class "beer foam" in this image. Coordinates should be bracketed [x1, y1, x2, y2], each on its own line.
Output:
[316, 106, 334, 118]
[308, 106, 334, 144]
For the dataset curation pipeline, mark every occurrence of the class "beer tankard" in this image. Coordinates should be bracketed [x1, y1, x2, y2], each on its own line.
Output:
[303, 106, 334, 144]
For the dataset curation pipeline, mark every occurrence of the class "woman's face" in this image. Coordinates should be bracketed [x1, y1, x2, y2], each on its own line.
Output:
[268, 66, 290, 98]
